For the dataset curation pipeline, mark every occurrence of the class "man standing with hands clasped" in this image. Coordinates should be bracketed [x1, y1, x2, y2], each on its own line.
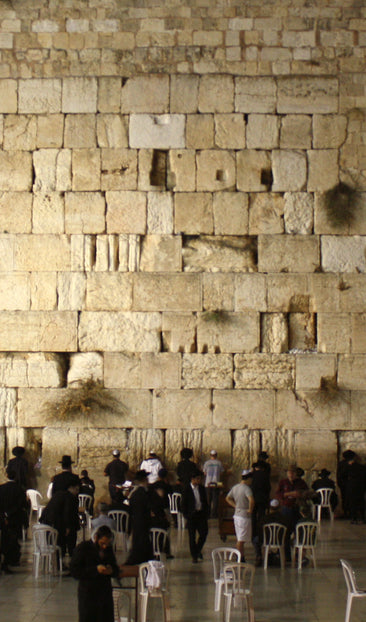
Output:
[226, 469, 254, 562]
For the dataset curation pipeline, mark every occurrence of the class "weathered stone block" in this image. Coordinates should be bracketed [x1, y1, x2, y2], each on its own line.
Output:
[4, 115, 37, 150]
[313, 114, 347, 148]
[249, 193, 284, 234]
[258, 235, 320, 273]
[338, 275, 366, 312]
[317, 313, 351, 354]
[0, 152, 32, 191]
[62, 77, 97, 113]
[85, 273, 132, 311]
[19, 78, 61, 113]
[267, 274, 310, 312]
[261, 313, 288, 353]
[198, 75, 234, 113]
[196, 150, 236, 192]
[37, 115, 64, 149]
[183, 235, 257, 273]
[182, 353, 233, 389]
[0, 353, 63, 388]
[213, 389, 275, 428]
[246, 114, 279, 149]
[96, 114, 128, 148]
[168, 150, 196, 192]
[15, 235, 70, 271]
[289, 312, 316, 350]
[203, 273, 235, 312]
[162, 312, 196, 353]
[140, 235, 182, 272]
[186, 114, 214, 149]
[276, 389, 350, 430]
[106, 191, 146, 234]
[277, 77, 338, 113]
[33, 149, 71, 193]
[284, 192, 313, 234]
[121, 75, 169, 113]
[234, 354, 294, 389]
[147, 192, 173, 234]
[101, 148, 137, 191]
[67, 352, 103, 385]
[0, 192, 32, 233]
[30, 272, 57, 311]
[236, 150, 271, 192]
[294, 430, 337, 473]
[65, 192, 105, 234]
[175, 193, 213, 234]
[0, 236, 14, 272]
[235, 77, 276, 113]
[321, 236, 366, 273]
[0, 388, 17, 426]
[170, 75, 199, 113]
[309, 274, 340, 313]
[202, 428, 232, 465]
[97, 77, 122, 113]
[0, 273, 29, 310]
[64, 114, 96, 148]
[129, 114, 185, 149]
[0, 79, 17, 113]
[235, 274, 267, 312]
[296, 354, 336, 390]
[272, 150, 307, 192]
[0, 311, 77, 352]
[72, 149, 100, 191]
[280, 115, 312, 149]
[104, 352, 181, 389]
[32, 192, 64, 234]
[307, 150, 338, 192]
[197, 311, 259, 354]
[153, 389, 211, 428]
[338, 355, 366, 390]
[133, 273, 201, 311]
[350, 393, 366, 430]
[78, 311, 161, 352]
[352, 314, 366, 354]
[57, 272, 85, 310]
[214, 114, 246, 149]
[213, 192, 248, 235]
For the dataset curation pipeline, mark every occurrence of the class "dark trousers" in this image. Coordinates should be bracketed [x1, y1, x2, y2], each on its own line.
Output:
[187, 511, 208, 560]
[58, 529, 77, 557]
[206, 486, 220, 518]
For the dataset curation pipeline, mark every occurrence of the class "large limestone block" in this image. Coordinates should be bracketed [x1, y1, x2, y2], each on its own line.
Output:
[0, 311, 77, 352]
[183, 236, 257, 273]
[175, 193, 213, 235]
[104, 352, 181, 389]
[0, 236, 14, 272]
[101, 149, 137, 191]
[258, 235, 320, 273]
[186, 114, 214, 149]
[272, 150, 307, 192]
[317, 313, 351, 354]
[96, 114, 128, 148]
[134, 273, 201, 311]
[280, 115, 312, 149]
[246, 115, 279, 150]
[121, 75, 169, 113]
[249, 193, 284, 234]
[15, 235, 70, 271]
[32, 193, 64, 234]
[235, 274, 267, 312]
[19, 79, 61, 113]
[37, 115, 64, 149]
[168, 150, 196, 192]
[314, 192, 366, 236]
[153, 389, 211, 428]
[162, 312, 196, 353]
[350, 393, 366, 430]
[72, 149, 100, 191]
[165, 429, 203, 469]
[65, 192, 105, 234]
[267, 274, 310, 313]
[0, 152, 32, 191]
[197, 311, 259, 354]
[128, 429, 164, 472]
[261, 313, 288, 353]
[235, 77, 276, 113]
[234, 354, 295, 389]
[64, 114, 96, 148]
[321, 236, 366, 273]
[140, 235, 182, 272]
[289, 312, 316, 351]
[338, 355, 366, 390]
[202, 429, 232, 465]
[0, 353, 28, 387]
[62, 77, 97, 113]
[276, 389, 350, 430]
[0, 273, 29, 310]
[213, 192, 248, 235]
[0, 388, 16, 426]
[196, 150, 236, 192]
[309, 274, 340, 313]
[106, 191, 146, 234]
[33, 149, 71, 192]
[313, 114, 347, 148]
[30, 272, 57, 310]
[203, 273, 234, 312]
[338, 275, 366, 312]
[277, 77, 338, 113]
[3, 115, 37, 150]
[0, 192, 32, 233]
[198, 75, 234, 113]
[147, 192, 173, 234]
[0, 79, 17, 112]
[284, 192, 313, 234]
[129, 114, 185, 149]
[27, 353, 65, 388]
[215, 114, 245, 150]
[78, 311, 161, 352]
[351, 314, 366, 354]
[77, 428, 127, 493]
[97, 77, 122, 113]
[296, 354, 336, 390]
[236, 150, 271, 192]
[67, 352, 103, 385]
[41, 427, 78, 482]
[307, 150, 338, 192]
[170, 75, 199, 113]
[85, 273, 132, 311]
[294, 430, 337, 473]
[182, 353, 233, 389]
[57, 272, 86, 310]
[213, 389, 275, 428]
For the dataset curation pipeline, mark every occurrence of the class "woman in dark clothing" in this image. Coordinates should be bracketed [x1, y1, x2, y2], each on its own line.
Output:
[70, 525, 120, 622]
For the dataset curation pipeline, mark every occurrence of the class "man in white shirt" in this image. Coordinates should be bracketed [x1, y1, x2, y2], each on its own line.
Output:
[140, 450, 163, 484]
[203, 450, 224, 518]
[226, 469, 254, 562]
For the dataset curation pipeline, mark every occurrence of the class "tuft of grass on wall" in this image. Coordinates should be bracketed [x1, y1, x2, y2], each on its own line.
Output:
[201, 309, 231, 324]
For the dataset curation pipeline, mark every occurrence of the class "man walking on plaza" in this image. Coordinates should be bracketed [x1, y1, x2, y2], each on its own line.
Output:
[181, 469, 209, 563]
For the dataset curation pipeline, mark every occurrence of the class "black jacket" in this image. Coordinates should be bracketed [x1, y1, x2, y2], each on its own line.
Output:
[181, 483, 209, 519]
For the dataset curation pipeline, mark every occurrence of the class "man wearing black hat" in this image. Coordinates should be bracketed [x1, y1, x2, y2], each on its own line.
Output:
[52, 455, 79, 496]
[104, 450, 129, 502]
[311, 468, 338, 513]
[40, 474, 81, 559]
[0, 468, 28, 572]
[125, 470, 153, 565]
[181, 469, 209, 563]
[7, 446, 29, 490]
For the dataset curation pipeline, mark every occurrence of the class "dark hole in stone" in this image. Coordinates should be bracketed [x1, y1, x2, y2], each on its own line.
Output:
[150, 150, 168, 187]
[261, 168, 273, 190]
[216, 169, 226, 182]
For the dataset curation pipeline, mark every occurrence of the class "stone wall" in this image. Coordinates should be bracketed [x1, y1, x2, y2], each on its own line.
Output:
[1, 0, 366, 495]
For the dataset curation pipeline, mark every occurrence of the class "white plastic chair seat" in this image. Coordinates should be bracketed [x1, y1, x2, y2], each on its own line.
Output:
[78, 493, 93, 514]
[313, 487, 335, 522]
[263, 522, 287, 570]
[149, 527, 168, 561]
[212, 546, 241, 612]
[168, 492, 185, 530]
[108, 510, 130, 551]
[222, 562, 255, 622]
[26, 489, 45, 522]
[292, 521, 318, 570]
[32, 524, 62, 578]
[340, 558, 366, 622]
[139, 561, 170, 622]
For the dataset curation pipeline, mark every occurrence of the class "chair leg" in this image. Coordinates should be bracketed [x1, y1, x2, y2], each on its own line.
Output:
[214, 582, 222, 612]
[246, 594, 255, 622]
[297, 547, 303, 570]
[279, 546, 285, 570]
[263, 546, 269, 570]
[139, 593, 148, 622]
[345, 594, 353, 622]
[224, 593, 232, 622]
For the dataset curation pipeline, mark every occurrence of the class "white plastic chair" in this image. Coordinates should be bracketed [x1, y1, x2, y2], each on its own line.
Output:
[108, 510, 130, 551]
[212, 546, 241, 612]
[263, 522, 287, 570]
[32, 524, 62, 578]
[340, 558, 366, 622]
[222, 562, 255, 622]
[149, 527, 168, 561]
[313, 488, 335, 522]
[168, 492, 185, 529]
[139, 561, 170, 622]
[78, 493, 93, 514]
[292, 521, 318, 570]
[26, 489, 45, 522]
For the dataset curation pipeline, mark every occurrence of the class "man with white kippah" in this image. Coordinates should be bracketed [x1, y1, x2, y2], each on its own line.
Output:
[225, 469, 254, 562]
[203, 450, 224, 518]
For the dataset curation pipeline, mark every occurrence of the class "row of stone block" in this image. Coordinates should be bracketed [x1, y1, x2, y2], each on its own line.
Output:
[0, 75, 339, 114]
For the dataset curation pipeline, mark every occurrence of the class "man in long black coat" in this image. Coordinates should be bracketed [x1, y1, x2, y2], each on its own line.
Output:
[181, 469, 209, 563]
[52, 455, 79, 496]
[7, 446, 29, 490]
[0, 468, 28, 572]
[125, 470, 153, 565]
[41, 475, 80, 557]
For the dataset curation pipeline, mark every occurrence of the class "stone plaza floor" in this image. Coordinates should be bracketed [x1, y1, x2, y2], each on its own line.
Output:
[1, 517, 366, 622]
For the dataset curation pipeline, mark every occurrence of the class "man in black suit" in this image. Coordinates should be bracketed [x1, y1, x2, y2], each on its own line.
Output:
[181, 469, 209, 563]
[41, 474, 80, 559]
[0, 468, 28, 572]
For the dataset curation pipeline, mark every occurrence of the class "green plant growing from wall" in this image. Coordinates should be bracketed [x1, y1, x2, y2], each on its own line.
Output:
[201, 309, 231, 324]
[323, 182, 361, 228]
